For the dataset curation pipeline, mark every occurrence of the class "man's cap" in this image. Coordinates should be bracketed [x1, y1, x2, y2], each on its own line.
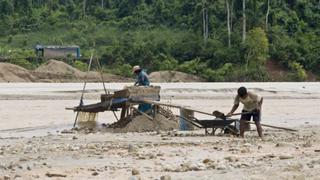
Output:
[237, 86, 247, 97]
[132, 65, 141, 72]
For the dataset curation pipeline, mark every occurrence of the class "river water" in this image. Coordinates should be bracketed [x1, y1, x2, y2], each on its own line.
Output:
[0, 82, 319, 137]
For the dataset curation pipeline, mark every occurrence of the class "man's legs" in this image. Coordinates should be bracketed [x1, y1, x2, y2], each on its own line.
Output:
[240, 111, 251, 138]
[255, 121, 263, 138]
[253, 109, 263, 138]
[239, 120, 246, 138]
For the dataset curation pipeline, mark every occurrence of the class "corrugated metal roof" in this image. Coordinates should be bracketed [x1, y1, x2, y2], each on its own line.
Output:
[36, 45, 79, 49]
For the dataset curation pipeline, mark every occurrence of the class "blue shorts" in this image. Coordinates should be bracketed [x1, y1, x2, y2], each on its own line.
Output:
[240, 109, 261, 122]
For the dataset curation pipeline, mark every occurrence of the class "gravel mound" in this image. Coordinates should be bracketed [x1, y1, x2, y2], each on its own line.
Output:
[33, 59, 83, 81]
[116, 114, 179, 133]
[0, 63, 36, 82]
[33, 59, 132, 82]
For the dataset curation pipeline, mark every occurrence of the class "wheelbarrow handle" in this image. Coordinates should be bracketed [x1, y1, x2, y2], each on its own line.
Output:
[213, 110, 257, 119]
[227, 111, 254, 117]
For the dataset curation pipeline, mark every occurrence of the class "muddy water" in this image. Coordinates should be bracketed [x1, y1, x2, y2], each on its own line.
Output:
[0, 82, 319, 137]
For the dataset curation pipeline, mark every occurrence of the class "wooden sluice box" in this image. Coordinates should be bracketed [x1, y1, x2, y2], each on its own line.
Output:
[68, 86, 161, 121]
[101, 86, 160, 102]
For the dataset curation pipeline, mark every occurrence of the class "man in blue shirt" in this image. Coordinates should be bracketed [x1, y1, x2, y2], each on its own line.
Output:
[133, 65, 150, 86]
[132, 65, 151, 113]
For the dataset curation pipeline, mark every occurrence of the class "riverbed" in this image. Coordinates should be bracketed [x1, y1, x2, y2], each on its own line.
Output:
[0, 82, 319, 137]
[0, 82, 320, 179]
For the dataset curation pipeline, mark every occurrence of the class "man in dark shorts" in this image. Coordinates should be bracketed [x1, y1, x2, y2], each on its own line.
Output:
[228, 87, 263, 138]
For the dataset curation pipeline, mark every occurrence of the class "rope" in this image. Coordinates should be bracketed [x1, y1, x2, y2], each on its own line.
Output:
[95, 56, 107, 94]
[94, 56, 116, 121]
[73, 51, 94, 127]
[79, 52, 94, 101]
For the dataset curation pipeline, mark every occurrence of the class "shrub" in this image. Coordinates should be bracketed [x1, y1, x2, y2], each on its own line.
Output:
[7, 35, 13, 43]
[73, 60, 88, 72]
[153, 54, 178, 71]
[9, 58, 35, 70]
[103, 63, 132, 77]
[117, 64, 133, 77]
[176, 58, 207, 75]
[287, 61, 307, 81]
[203, 63, 233, 82]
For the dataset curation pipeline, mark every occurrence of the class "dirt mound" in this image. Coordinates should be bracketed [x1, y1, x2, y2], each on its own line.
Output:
[266, 60, 289, 81]
[0, 63, 36, 82]
[149, 71, 204, 82]
[33, 60, 83, 81]
[33, 59, 132, 82]
[266, 60, 317, 81]
[35, 59, 82, 75]
[115, 114, 179, 133]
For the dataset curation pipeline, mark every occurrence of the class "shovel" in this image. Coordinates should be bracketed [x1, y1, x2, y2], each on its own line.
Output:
[212, 110, 252, 119]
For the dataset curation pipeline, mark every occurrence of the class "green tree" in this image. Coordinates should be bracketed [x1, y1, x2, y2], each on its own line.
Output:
[245, 27, 269, 80]
[0, 0, 319, 81]
[0, 0, 13, 16]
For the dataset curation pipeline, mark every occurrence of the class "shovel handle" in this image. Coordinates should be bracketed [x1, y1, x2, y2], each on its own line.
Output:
[227, 111, 253, 117]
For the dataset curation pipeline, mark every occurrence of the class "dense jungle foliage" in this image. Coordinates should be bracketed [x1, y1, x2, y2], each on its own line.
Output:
[0, 0, 319, 81]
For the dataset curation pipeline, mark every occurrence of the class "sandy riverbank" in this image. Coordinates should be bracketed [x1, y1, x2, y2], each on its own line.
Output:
[0, 82, 320, 179]
[1, 127, 320, 179]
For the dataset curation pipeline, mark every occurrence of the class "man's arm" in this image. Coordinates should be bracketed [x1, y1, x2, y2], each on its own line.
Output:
[134, 73, 141, 86]
[140, 73, 146, 84]
[257, 97, 263, 110]
[228, 95, 240, 115]
[228, 104, 239, 116]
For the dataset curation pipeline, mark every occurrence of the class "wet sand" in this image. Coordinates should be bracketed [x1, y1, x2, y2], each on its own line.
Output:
[0, 83, 320, 179]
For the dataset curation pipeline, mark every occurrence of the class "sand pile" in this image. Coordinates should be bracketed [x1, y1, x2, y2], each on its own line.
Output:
[0, 63, 36, 82]
[149, 71, 204, 82]
[33, 59, 132, 82]
[33, 59, 83, 81]
[116, 114, 179, 133]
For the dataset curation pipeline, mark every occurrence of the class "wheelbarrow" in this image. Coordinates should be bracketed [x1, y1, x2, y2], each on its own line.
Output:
[178, 115, 239, 135]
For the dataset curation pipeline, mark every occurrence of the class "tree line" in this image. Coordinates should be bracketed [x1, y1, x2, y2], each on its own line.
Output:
[0, 0, 319, 81]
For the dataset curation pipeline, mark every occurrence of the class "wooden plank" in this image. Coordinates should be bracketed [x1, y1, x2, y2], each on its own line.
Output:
[101, 94, 114, 102]
[175, 114, 203, 128]
[115, 86, 160, 101]
[131, 107, 153, 121]
[245, 121, 298, 132]
[120, 107, 127, 120]
[139, 100, 213, 116]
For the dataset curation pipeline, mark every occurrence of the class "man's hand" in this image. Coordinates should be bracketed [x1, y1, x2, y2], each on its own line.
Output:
[257, 97, 263, 111]
[256, 105, 262, 111]
[228, 104, 239, 117]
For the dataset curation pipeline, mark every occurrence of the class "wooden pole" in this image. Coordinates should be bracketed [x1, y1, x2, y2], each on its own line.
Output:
[131, 107, 153, 121]
[245, 121, 298, 132]
[140, 100, 213, 116]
